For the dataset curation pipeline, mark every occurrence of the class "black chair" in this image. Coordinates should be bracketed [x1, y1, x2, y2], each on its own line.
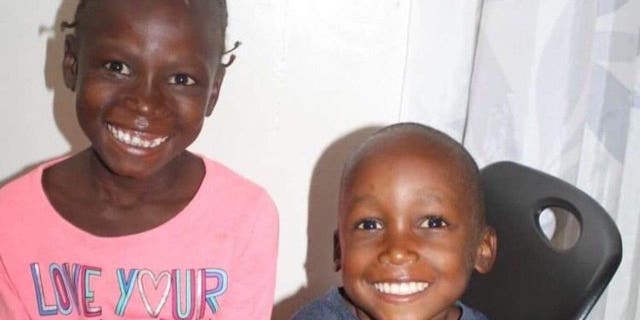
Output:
[462, 161, 622, 320]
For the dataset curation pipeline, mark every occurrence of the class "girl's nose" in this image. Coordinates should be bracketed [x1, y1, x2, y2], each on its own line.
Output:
[124, 78, 166, 117]
[125, 97, 156, 118]
[131, 100, 151, 114]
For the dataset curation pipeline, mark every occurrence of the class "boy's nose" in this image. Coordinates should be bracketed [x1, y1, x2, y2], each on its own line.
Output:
[378, 237, 419, 265]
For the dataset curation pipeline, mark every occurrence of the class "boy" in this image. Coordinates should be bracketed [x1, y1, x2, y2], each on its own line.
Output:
[293, 123, 497, 319]
[0, 1, 278, 319]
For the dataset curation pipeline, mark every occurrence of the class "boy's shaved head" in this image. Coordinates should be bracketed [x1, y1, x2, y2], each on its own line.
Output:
[340, 122, 485, 228]
[337, 123, 496, 319]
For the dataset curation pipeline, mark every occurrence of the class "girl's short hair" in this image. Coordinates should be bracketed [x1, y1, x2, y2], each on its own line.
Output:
[62, 0, 230, 52]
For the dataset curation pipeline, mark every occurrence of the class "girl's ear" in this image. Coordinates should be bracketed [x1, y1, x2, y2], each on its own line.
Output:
[205, 65, 226, 117]
[333, 230, 342, 272]
[473, 226, 497, 274]
[62, 35, 78, 91]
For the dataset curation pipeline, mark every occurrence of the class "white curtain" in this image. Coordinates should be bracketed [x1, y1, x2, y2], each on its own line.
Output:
[402, 0, 640, 319]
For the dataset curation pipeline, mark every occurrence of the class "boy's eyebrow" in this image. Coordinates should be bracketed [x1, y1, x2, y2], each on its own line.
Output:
[349, 190, 443, 206]
[414, 190, 443, 204]
[349, 194, 378, 207]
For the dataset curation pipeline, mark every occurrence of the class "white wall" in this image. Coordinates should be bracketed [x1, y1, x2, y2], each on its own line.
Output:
[0, 1, 481, 318]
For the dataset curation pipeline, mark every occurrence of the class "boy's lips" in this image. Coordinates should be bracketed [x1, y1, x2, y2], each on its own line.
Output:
[106, 123, 169, 149]
[372, 281, 430, 296]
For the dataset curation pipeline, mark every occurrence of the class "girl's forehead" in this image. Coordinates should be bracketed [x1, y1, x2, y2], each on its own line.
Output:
[79, 1, 219, 35]
[75, 1, 224, 62]
[79, 0, 218, 23]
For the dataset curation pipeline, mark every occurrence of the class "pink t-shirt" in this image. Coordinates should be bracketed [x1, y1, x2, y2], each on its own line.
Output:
[0, 157, 279, 319]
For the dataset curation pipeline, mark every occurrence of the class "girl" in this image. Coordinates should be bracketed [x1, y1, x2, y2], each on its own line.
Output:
[0, 1, 278, 319]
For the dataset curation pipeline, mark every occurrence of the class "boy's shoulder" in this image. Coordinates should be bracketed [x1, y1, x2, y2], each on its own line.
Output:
[289, 288, 490, 320]
[290, 287, 357, 320]
[457, 301, 490, 320]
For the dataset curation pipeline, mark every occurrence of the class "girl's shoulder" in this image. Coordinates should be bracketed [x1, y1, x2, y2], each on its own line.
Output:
[0, 156, 63, 201]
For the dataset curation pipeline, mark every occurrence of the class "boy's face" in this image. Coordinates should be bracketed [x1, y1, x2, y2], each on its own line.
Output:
[63, 0, 224, 178]
[339, 140, 495, 320]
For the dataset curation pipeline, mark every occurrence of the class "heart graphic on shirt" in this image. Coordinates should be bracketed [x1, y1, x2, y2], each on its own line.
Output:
[137, 269, 172, 318]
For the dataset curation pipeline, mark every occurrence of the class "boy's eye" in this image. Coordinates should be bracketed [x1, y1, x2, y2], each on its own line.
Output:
[420, 216, 448, 229]
[356, 219, 383, 230]
[169, 74, 196, 86]
[103, 61, 131, 75]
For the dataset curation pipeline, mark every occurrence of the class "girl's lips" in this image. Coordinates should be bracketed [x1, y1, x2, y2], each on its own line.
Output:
[106, 123, 169, 149]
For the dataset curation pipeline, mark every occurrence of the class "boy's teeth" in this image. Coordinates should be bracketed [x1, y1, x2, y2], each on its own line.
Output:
[373, 282, 429, 295]
[107, 124, 168, 149]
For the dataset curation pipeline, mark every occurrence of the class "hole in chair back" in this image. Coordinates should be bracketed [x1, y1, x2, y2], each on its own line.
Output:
[537, 206, 581, 251]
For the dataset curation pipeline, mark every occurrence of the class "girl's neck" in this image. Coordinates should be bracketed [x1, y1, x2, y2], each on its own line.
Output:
[42, 148, 206, 236]
[86, 150, 200, 205]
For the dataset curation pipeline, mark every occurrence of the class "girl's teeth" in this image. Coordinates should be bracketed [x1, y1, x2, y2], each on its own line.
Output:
[373, 282, 429, 295]
[107, 124, 168, 149]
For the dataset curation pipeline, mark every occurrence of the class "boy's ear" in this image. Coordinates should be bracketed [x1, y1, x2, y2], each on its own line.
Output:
[62, 35, 78, 91]
[205, 65, 226, 117]
[473, 226, 497, 274]
[333, 230, 341, 272]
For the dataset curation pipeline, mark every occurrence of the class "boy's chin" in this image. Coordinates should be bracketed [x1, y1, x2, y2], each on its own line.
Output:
[352, 298, 458, 320]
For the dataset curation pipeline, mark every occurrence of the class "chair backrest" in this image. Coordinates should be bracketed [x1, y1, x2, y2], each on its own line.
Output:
[462, 161, 622, 320]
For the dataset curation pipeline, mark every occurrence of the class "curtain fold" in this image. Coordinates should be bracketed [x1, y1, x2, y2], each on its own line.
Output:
[403, 0, 640, 319]
[399, 0, 484, 141]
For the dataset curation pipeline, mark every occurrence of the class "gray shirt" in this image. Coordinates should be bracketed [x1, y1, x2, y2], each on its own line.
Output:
[290, 287, 489, 320]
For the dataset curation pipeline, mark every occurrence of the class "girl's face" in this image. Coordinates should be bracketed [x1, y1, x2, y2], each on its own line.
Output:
[64, 0, 224, 178]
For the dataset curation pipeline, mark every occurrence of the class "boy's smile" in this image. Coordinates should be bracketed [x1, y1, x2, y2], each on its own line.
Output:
[63, 0, 224, 178]
[338, 134, 495, 320]
[372, 281, 429, 296]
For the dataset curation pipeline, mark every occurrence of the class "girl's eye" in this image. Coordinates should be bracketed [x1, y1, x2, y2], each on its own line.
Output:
[420, 216, 448, 229]
[356, 219, 383, 230]
[169, 74, 196, 86]
[104, 61, 131, 75]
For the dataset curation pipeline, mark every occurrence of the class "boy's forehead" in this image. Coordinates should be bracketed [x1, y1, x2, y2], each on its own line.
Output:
[349, 132, 459, 178]
[338, 131, 484, 228]
[339, 131, 480, 214]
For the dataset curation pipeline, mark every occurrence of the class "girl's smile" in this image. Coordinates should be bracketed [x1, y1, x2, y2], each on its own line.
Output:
[106, 123, 169, 149]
